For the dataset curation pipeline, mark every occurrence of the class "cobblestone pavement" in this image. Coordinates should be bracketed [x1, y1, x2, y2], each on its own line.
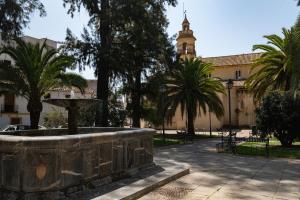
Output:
[140, 139, 300, 200]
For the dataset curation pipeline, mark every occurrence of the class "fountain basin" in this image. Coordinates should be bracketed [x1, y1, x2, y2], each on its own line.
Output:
[0, 128, 154, 196]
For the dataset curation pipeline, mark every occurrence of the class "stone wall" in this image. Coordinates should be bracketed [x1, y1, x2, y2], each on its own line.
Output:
[0, 128, 154, 198]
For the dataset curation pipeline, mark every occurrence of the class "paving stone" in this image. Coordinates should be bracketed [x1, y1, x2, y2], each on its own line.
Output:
[139, 139, 300, 200]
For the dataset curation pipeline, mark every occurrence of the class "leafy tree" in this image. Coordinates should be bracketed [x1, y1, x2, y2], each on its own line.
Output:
[63, 0, 177, 128]
[78, 104, 97, 127]
[256, 91, 300, 146]
[246, 28, 293, 100]
[0, 38, 87, 129]
[63, 0, 111, 127]
[164, 58, 225, 134]
[115, 0, 177, 127]
[108, 91, 127, 127]
[0, 0, 45, 40]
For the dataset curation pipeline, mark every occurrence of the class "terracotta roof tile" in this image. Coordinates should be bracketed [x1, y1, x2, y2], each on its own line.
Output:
[202, 53, 262, 67]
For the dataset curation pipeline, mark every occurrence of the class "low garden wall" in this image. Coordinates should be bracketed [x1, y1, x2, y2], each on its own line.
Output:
[0, 128, 154, 199]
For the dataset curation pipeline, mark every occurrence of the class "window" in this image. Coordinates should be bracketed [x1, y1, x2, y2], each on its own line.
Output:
[235, 70, 241, 79]
[2, 93, 16, 113]
[182, 43, 188, 54]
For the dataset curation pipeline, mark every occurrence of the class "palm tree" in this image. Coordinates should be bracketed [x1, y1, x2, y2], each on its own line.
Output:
[164, 58, 225, 135]
[246, 28, 293, 100]
[290, 16, 300, 92]
[0, 38, 87, 129]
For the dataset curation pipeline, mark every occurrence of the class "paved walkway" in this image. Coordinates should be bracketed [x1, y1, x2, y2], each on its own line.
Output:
[140, 139, 300, 200]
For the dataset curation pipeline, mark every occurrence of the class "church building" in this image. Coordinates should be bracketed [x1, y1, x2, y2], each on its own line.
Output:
[168, 15, 262, 130]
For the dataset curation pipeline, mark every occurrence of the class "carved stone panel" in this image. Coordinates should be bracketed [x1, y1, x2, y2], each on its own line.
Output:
[23, 149, 60, 192]
[82, 147, 99, 180]
[2, 153, 20, 191]
[61, 150, 83, 187]
[112, 141, 124, 173]
[134, 148, 145, 166]
[127, 140, 139, 168]
[141, 137, 153, 163]
[99, 143, 112, 178]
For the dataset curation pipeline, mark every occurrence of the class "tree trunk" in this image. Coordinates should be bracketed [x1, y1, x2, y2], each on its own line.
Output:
[95, 0, 111, 127]
[132, 71, 141, 128]
[187, 108, 195, 135]
[27, 99, 43, 129]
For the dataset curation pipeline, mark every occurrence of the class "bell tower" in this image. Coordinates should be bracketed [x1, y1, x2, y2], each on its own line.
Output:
[176, 14, 197, 60]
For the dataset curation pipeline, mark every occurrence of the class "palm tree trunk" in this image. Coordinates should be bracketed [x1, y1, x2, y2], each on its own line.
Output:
[132, 71, 141, 128]
[95, 0, 110, 127]
[27, 99, 43, 129]
[187, 108, 195, 135]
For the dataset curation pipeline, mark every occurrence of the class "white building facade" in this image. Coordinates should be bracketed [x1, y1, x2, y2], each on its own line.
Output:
[0, 36, 97, 129]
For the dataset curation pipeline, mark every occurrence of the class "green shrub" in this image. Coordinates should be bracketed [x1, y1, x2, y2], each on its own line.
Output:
[43, 108, 67, 128]
[256, 92, 300, 147]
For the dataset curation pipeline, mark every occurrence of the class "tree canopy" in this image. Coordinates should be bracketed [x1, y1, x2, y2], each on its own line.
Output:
[0, 0, 45, 40]
[62, 0, 177, 127]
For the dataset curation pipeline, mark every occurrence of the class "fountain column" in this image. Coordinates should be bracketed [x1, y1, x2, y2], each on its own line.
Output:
[66, 100, 78, 134]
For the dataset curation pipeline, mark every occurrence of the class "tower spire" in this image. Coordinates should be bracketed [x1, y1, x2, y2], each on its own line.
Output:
[176, 11, 196, 60]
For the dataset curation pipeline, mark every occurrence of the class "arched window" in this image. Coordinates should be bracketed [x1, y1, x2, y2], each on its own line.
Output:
[182, 43, 187, 54]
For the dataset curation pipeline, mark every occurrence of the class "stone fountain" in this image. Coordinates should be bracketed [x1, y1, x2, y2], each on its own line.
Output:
[43, 98, 102, 134]
[0, 98, 154, 200]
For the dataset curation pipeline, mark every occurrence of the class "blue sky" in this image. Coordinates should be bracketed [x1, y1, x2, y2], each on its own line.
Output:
[25, 0, 300, 79]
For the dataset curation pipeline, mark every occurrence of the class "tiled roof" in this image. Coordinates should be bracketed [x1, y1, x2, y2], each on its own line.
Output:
[202, 53, 262, 67]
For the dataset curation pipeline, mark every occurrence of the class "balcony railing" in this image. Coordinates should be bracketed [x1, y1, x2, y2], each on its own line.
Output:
[1, 105, 18, 113]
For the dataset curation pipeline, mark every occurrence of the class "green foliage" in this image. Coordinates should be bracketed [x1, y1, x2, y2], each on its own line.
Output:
[256, 92, 300, 146]
[108, 91, 127, 127]
[164, 58, 225, 134]
[77, 104, 97, 127]
[289, 15, 300, 92]
[43, 108, 67, 128]
[0, 0, 46, 40]
[153, 135, 182, 147]
[142, 103, 163, 128]
[236, 140, 300, 159]
[0, 38, 87, 128]
[63, 0, 177, 128]
[246, 28, 293, 100]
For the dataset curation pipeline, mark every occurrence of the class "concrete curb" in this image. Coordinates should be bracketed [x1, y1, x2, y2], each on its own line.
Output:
[93, 167, 190, 200]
